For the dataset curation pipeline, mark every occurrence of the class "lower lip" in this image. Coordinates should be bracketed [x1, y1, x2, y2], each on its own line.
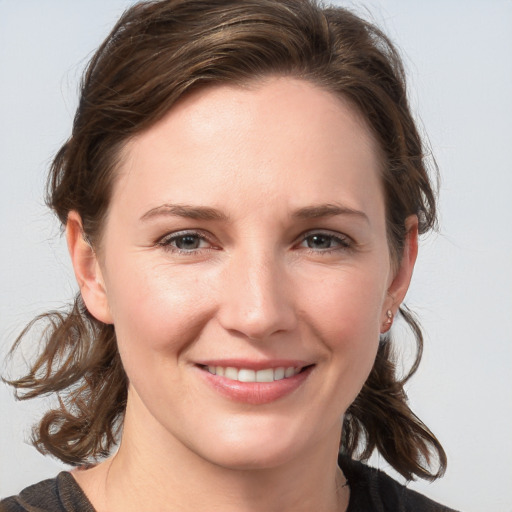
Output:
[197, 366, 313, 405]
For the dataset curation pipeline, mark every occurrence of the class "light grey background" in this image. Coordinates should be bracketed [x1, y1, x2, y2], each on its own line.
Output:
[1, 1, 511, 510]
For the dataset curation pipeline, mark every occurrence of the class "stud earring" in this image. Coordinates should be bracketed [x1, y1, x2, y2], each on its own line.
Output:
[381, 309, 393, 333]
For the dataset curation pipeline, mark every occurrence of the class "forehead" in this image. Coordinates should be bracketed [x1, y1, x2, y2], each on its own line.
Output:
[113, 77, 384, 218]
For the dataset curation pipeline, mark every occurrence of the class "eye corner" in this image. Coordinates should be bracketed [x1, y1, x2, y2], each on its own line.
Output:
[156, 229, 217, 254]
[297, 229, 353, 253]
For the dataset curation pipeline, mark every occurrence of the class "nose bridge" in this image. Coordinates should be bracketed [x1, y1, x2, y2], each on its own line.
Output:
[218, 242, 295, 339]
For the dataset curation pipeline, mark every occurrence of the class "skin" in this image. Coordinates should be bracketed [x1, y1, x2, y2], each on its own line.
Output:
[67, 77, 418, 512]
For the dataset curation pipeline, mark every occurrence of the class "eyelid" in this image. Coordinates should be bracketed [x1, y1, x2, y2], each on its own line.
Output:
[298, 229, 353, 250]
[156, 229, 215, 252]
[155, 228, 354, 254]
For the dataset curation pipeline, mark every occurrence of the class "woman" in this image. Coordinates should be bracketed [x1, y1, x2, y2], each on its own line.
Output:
[1, 0, 458, 510]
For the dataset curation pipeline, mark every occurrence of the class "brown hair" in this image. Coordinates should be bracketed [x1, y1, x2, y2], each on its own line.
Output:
[5, 0, 445, 480]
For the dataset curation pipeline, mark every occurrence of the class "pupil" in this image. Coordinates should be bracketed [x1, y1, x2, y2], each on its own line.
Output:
[176, 235, 199, 249]
[309, 235, 330, 249]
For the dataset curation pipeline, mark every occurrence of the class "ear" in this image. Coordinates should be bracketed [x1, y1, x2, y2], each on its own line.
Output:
[66, 211, 113, 324]
[381, 215, 418, 332]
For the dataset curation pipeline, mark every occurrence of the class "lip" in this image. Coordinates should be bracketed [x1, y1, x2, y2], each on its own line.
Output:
[195, 358, 311, 371]
[195, 360, 314, 405]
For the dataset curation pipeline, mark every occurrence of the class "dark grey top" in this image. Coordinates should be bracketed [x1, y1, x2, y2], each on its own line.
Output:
[0, 455, 459, 511]
[0, 472, 95, 512]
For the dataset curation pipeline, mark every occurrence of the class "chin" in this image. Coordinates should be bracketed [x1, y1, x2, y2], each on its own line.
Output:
[187, 420, 320, 471]
[205, 444, 299, 471]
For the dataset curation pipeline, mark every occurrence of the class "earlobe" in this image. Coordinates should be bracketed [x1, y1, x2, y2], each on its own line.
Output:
[380, 215, 419, 332]
[380, 309, 394, 334]
[66, 211, 113, 324]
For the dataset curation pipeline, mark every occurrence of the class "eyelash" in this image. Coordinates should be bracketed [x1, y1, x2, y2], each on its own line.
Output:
[157, 230, 215, 255]
[299, 231, 353, 254]
[156, 230, 353, 255]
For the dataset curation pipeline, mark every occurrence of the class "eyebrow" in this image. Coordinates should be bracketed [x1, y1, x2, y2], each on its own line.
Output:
[140, 202, 369, 224]
[140, 204, 229, 222]
[293, 203, 369, 224]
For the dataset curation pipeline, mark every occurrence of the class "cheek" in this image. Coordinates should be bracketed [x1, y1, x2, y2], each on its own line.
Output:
[303, 265, 387, 339]
[104, 258, 217, 366]
[302, 267, 386, 398]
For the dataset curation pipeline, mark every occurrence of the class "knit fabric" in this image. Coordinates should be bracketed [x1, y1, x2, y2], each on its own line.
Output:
[0, 456, 459, 511]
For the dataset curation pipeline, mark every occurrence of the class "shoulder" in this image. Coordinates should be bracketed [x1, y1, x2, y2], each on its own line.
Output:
[339, 455, 460, 512]
[0, 472, 95, 512]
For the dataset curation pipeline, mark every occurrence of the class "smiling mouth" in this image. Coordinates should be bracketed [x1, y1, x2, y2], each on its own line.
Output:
[201, 365, 310, 383]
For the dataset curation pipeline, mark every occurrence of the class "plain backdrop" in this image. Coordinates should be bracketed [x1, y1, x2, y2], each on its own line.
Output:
[1, 1, 511, 511]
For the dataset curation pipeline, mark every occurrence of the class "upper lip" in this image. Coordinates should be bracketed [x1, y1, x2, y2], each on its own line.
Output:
[194, 359, 313, 371]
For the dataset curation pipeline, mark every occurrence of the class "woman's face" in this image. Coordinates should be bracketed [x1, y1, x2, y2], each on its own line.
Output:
[78, 77, 415, 469]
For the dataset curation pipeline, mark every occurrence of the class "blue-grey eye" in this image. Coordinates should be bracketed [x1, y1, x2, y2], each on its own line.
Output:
[173, 234, 202, 250]
[301, 232, 350, 250]
[305, 234, 333, 249]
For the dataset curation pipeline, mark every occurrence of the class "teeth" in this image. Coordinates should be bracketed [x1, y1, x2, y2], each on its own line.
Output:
[205, 366, 301, 382]
[284, 367, 296, 378]
[256, 368, 274, 382]
[238, 369, 255, 382]
[224, 367, 238, 380]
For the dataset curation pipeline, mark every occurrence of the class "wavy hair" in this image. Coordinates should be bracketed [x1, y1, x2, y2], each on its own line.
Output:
[5, 0, 445, 480]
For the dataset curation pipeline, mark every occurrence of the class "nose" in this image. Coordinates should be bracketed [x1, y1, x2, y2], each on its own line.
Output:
[217, 249, 297, 340]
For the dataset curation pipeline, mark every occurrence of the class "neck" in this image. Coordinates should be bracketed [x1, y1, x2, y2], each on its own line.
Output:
[76, 395, 349, 512]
